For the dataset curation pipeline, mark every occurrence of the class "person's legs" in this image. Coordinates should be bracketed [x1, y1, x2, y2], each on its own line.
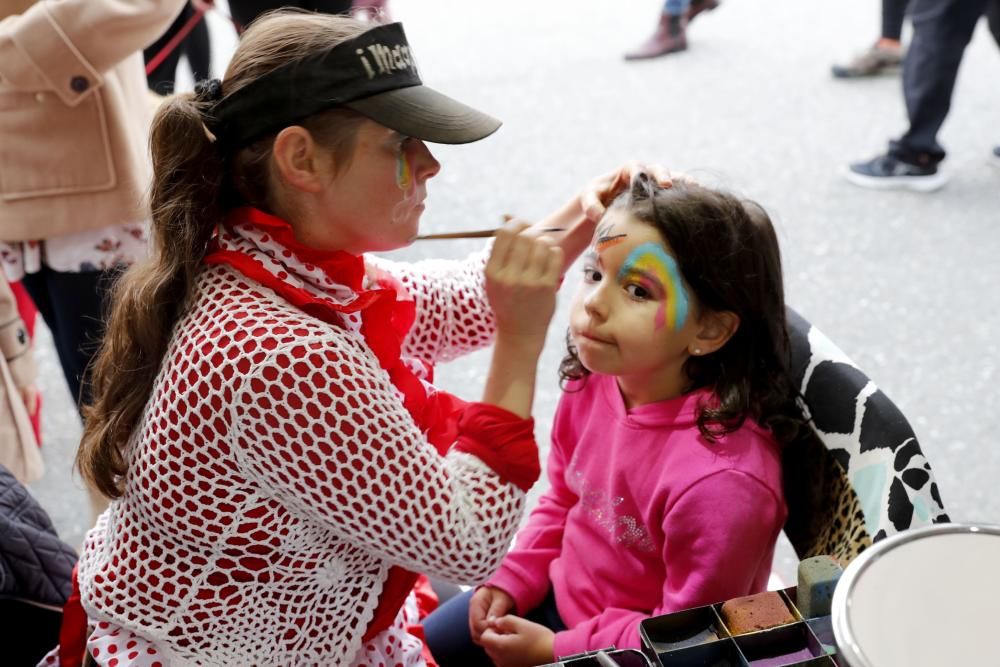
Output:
[423, 589, 493, 667]
[890, 0, 987, 165]
[184, 16, 212, 83]
[831, 0, 909, 78]
[847, 0, 988, 190]
[882, 0, 910, 41]
[424, 588, 567, 667]
[624, 0, 690, 60]
[21, 267, 116, 412]
[987, 0, 1000, 46]
[144, 3, 193, 94]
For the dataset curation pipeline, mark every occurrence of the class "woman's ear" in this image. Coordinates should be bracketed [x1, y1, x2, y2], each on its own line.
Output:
[271, 126, 325, 193]
[689, 310, 740, 356]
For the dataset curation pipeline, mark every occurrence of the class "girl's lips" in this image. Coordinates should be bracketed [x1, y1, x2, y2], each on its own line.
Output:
[578, 330, 613, 345]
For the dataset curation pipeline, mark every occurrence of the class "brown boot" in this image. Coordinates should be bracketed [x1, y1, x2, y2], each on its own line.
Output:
[624, 13, 688, 61]
[686, 0, 720, 23]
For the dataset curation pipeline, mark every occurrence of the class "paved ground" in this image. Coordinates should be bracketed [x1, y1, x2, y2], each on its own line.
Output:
[28, 0, 1000, 586]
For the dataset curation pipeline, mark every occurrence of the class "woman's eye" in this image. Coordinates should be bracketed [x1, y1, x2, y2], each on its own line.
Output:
[583, 268, 602, 283]
[625, 284, 650, 299]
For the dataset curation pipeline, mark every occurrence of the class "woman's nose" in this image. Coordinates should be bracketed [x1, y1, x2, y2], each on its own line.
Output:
[413, 140, 441, 181]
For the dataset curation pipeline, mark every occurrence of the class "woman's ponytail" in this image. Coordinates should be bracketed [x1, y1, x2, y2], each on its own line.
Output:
[77, 93, 224, 498]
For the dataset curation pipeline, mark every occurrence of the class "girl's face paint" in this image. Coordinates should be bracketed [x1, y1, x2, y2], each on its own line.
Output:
[617, 242, 689, 331]
[568, 209, 702, 406]
[594, 220, 627, 252]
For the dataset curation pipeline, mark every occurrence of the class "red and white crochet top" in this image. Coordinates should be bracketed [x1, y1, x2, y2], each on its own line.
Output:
[76, 208, 540, 665]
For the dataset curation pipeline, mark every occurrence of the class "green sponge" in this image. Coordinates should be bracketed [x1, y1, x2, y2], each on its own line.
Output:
[797, 555, 844, 618]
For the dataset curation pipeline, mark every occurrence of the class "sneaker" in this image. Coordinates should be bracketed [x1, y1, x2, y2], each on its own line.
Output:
[992, 146, 1000, 168]
[845, 154, 948, 192]
[832, 42, 904, 78]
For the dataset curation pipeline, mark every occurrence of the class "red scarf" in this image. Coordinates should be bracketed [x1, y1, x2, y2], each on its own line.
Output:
[203, 207, 458, 641]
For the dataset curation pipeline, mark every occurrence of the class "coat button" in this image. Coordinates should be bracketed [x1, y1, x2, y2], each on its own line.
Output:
[70, 76, 89, 93]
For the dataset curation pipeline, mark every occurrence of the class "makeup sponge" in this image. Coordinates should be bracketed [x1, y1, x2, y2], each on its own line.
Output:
[797, 555, 844, 618]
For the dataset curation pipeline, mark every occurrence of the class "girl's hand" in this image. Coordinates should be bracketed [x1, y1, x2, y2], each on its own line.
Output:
[485, 221, 563, 350]
[580, 162, 674, 223]
[469, 586, 515, 643]
[479, 615, 555, 667]
[533, 163, 674, 273]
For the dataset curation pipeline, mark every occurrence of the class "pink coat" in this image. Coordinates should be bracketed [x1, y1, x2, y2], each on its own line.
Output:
[0, 0, 187, 241]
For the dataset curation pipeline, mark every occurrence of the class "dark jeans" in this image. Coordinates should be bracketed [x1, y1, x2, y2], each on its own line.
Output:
[424, 588, 567, 667]
[882, 0, 910, 41]
[144, 2, 212, 95]
[21, 266, 118, 413]
[228, 0, 353, 32]
[890, 0, 1000, 165]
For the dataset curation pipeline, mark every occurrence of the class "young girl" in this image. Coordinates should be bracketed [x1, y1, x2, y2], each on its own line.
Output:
[424, 174, 803, 665]
[62, 12, 657, 667]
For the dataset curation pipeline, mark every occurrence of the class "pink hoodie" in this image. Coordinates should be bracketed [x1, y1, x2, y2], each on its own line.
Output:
[487, 374, 787, 656]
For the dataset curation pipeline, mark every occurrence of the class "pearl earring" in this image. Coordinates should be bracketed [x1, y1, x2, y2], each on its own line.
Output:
[692, 348, 702, 355]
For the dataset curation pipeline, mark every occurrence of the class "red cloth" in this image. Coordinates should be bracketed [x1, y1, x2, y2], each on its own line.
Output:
[454, 404, 541, 493]
[9, 280, 41, 445]
[58, 565, 87, 667]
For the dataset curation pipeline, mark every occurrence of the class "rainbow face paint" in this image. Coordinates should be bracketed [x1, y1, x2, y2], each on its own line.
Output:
[618, 242, 689, 331]
[395, 151, 412, 191]
[594, 221, 627, 252]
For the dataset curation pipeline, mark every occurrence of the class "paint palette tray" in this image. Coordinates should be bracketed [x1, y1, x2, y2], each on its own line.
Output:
[640, 588, 841, 666]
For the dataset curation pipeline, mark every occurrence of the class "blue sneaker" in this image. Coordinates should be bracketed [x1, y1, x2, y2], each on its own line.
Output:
[845, 153, 947, 192]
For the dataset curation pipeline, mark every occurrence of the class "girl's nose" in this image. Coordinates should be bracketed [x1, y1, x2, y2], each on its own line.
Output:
[413, 140, 441, 181]
[583, 286, 609, 321]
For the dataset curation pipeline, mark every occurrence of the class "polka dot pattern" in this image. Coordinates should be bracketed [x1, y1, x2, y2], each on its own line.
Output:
[74, 232, 525, 665]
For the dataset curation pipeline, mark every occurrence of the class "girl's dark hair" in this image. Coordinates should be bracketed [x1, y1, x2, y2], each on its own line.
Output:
[78, 12, 371, 499]
[559, 174, 803, 445]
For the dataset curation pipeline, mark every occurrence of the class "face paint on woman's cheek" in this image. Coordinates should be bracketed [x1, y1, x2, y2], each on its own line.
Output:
[395, 151, 412, 191]
[618, 242, 690, 331]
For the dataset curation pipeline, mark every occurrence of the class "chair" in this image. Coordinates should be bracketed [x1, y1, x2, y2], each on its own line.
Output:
[781, 308, 950, 565]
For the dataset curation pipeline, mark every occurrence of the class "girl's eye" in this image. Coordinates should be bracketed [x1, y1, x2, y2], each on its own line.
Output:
[582, 267, 602, 283]
[625, 283, 650, 299]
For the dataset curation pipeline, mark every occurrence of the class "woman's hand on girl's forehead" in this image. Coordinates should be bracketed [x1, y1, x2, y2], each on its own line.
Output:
[581, 162, 673, 223]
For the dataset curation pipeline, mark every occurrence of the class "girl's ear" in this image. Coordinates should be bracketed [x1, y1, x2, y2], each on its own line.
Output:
[689, 310, 739, 356]
[272, 126, 325, 194]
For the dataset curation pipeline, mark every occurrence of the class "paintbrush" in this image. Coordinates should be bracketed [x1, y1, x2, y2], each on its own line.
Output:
[414, 227, 566, 241]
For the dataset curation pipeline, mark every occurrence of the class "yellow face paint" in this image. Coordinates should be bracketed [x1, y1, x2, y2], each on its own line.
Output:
[396, 151, 412, 191]
[618, 242, 689, 331]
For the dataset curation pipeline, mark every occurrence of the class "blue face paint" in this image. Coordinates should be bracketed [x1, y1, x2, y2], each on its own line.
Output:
[618, 242, 689, 330]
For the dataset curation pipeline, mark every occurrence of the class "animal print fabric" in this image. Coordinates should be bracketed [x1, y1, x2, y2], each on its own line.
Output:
[783, 309, 949, 565]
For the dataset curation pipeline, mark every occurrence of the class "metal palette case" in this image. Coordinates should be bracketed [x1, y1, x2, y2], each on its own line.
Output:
[640, 590, 840, 666]
[539, 648, 653, 667]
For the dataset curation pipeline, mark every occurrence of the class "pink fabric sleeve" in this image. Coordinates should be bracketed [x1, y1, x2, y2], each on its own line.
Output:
[485, 426, 576, 614]
[552, 470, 785, 656]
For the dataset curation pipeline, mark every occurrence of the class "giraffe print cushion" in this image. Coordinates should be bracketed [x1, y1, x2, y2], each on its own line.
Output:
[782, 309, 949, 564]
